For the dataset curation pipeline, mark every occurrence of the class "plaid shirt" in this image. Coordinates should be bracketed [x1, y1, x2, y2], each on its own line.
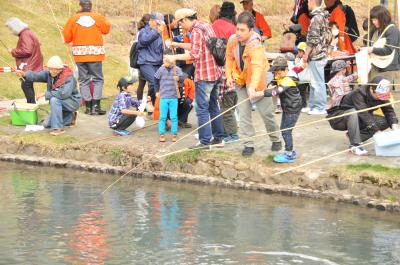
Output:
[327, 73, 358, 109]
[108, 92, 140, 126]
[190, 21, 222, 82]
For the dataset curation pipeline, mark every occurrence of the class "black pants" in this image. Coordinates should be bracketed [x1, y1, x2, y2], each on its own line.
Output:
[21, 79, 35, 103]
[136, 73, 147, 101]
[298, 83, 308, 108]
[111, 115, 137, 130]
[178, 99, 193, 123]
[281, 111, 301, 151]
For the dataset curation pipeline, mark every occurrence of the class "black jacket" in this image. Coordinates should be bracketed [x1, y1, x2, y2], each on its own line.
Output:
[264, 76, 302, 114]
[340, 85, 398, 132]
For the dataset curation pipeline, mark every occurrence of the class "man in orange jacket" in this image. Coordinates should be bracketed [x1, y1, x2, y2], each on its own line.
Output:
[240, 0, 272, 39]
[64, 0, 111, 115]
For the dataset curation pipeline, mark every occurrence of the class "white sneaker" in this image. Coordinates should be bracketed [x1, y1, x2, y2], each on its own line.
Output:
[301, 107, 310, 113]
[350, 146, 369, 156]
[308, 109, 327, 115]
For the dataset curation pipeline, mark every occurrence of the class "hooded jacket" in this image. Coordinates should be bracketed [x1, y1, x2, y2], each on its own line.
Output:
[6, 18, 43, 72]
[225, 31, 269, 91]
[307, 7, 330, 61]
[137, 25, 164, 66]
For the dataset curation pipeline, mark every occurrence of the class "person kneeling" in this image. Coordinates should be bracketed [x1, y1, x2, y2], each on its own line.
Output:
[108, 76, 145, 136]
[252, 57, 302, 163]
[16, 56, 81, 136]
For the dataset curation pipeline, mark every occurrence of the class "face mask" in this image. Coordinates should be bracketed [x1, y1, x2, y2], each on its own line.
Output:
[332, 29, 339, 36]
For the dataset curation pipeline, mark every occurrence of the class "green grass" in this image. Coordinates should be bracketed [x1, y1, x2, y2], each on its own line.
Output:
[12, 132, 78, 145]
[385, 195, 398, 202]
[346, 163, 400, 177]
[111, 147, 124, 165]
[265, 154, 275, 162]
[166, 149, 202, 165]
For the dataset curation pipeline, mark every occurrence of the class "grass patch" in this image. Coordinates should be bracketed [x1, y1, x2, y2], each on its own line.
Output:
[166, 149, 202, 165]
[346, 163, 400, 177]
[12, 132, 78, 146]
[265, 154, 275, 162]
[0, 116, 10, 126]
[111, 147, 124, 165]
[385, 195, 398, 203]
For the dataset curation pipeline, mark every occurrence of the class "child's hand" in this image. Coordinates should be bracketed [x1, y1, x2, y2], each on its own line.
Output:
[138, 111, 145, 117]
[174, 76, 179, 81]
[267, 84, 276, 90]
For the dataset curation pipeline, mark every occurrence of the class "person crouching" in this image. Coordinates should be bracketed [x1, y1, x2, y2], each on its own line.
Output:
[16, 56, 81, 136]
[252, 57, 302, 163]
[108, 76, 145, 136]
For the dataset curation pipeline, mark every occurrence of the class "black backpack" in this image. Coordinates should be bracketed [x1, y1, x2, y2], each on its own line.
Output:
[342, 5, 360, 43]
[129, 41, 140, 69]
[206, 37, 228, 67]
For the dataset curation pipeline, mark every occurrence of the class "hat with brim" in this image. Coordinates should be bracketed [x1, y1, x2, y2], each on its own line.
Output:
[330, 59, 347, 74]
[269, 56, 288, 72]
[371, 76, 392, 101]
[47, 56, 64, 69]
[151, 12, 165, 25]
[118, 76, 137, 89]
[174, 8, 197, 22]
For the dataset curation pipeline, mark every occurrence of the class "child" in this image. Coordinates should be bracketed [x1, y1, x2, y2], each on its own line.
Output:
[294, 42, 309, 113]
[327, 60, 358, 110]
[252, 57, 302, 163]
[329, 22, 340, 52]
[108, 76, 145, 136]
[178, 75, 195, 128]
[154, 58, 185, 142]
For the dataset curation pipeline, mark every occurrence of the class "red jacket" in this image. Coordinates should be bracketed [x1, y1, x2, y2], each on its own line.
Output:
[11, 29, 43, 72]
[212, 18, 236, 39]
[254, 10, 272, 38]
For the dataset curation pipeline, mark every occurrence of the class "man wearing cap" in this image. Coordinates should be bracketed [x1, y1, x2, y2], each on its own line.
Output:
[137, 12, 164, 105]
[5, 17, 43, 104]
[327, 76, 399, 156]
[166, 8, 225, 148]
[240, 0, 272, 39]
[64, 0, 110, 115]
[16, 56, 82, 136]
[226, 11, 282, 156]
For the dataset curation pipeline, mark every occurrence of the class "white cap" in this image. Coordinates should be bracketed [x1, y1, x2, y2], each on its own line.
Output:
[47, 56, 64, 69]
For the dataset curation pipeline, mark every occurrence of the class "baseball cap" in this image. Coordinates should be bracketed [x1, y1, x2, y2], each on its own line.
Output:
[330, 60, 347, 74]
[296, 42, 307, 52]
[371, 76, 391, 101]
[117, 76, 137, 89]
[174, 8, 197, 21]
[270, 56, 288, 72]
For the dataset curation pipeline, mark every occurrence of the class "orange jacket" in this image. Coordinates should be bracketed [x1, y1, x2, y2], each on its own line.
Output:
[183, 78, 195, 100]
[298, 13, 310, 36]
[255, 11, 272, 38]
[329, 6, 356, 55]
[226, 32, 269, 91]
[64, 12, 111, 63]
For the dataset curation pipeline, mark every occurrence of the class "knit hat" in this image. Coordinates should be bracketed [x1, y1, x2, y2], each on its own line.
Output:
[330, 60, 347, 74]
[151, 12, 165, 25]
[47, 56, 64, 69]
[117, 76, 138, 89]
[220, 2, 236, 19]
[371, 76, 392, 101]
[5, 17, 28, 36]
[270, 56, 288, 72]
[79, 0, 92, 11]
[174, 8, 197, 22]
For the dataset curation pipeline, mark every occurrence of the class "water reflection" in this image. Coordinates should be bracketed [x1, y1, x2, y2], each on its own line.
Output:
[0, 163, 399, 265]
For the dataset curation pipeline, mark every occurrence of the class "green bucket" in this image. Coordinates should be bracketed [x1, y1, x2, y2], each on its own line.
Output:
[9, 103, 39, 126]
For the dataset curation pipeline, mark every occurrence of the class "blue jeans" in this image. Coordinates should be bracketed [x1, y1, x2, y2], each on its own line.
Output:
[44, 97, 79, 129]
[159, 98, 178, 135]
[281, 111, 300, 151]
[194, 80, 225, 145]
[139, 64, 160, 104]
[308, 59, 328, 111]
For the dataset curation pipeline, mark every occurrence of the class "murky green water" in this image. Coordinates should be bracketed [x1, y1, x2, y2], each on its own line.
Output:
[0, 162, 399, 265]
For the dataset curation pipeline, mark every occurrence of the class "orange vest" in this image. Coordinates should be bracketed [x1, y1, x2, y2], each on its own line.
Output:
[255, 11, 272, 38]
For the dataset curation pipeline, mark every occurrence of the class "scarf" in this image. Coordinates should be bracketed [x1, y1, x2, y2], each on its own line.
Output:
[53, 66, 73, 89]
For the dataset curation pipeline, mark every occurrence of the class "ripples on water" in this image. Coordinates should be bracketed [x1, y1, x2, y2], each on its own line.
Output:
[0, 163, 399, 265]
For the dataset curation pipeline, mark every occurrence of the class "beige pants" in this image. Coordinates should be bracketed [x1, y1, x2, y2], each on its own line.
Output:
[369, 66, 400, 91]
[236, 86, 281, 148]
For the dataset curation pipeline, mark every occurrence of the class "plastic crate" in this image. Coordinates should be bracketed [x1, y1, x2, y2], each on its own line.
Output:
[9, 103, 39, 126]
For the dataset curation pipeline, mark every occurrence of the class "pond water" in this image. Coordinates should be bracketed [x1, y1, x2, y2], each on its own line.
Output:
[0, 162, 399, 265]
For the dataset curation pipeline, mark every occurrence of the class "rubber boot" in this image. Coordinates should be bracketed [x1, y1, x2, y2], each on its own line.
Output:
[85, 100, 92, 115]
[92, 99, 106, 115]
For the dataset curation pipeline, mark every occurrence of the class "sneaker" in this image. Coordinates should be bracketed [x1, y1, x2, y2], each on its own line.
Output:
[114, 129, 130, 136]
[308, 109, 327, 115]
[242, 146, 255, 157]
[350, 145, 369, 156]
[275, 105, 283, 114]
[189, 142, 211, 150]
[223, 135, 233, 143]
[251, 104, 257, 111]
[224, 134, 240, 144]
[273, 151, 297, 163]
[301, 107, 310, 113]
[211, 138, 225, 147]
[271, 141, 282, 152]
[159, 134, 166, 142]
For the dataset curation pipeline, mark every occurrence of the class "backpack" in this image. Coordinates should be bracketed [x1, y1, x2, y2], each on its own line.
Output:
[129, 41, 140, 69]
[206, 37, 228, 67]
[341, 5, 360, 42]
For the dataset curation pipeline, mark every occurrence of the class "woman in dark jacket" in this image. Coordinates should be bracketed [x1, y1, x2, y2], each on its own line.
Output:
[137, 12, 164, 104]
[135, 14, 151, 101]
[367, 5, 400, 90]
[6, 17, 43, 104]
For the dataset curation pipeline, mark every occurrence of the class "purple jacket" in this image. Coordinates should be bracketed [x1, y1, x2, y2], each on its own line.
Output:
[11, 29, 43, 72]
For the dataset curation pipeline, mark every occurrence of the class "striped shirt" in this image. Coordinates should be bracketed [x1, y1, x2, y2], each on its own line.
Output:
[154, 65, 184, 99]
[189, 21, 222, 82]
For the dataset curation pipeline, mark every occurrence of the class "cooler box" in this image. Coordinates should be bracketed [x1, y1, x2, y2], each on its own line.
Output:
[373, 130, 400, 157]
[9, 102, 39, 126]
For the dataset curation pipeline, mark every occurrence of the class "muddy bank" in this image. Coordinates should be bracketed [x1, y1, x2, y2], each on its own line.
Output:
[0, 136, 399, 213]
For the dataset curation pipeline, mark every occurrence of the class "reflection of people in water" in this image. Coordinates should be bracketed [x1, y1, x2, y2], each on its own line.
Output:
[159, 192, 180, 246]
[64, 210, 110, 264]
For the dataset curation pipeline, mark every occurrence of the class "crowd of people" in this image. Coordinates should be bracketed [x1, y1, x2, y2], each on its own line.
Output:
[5, 0, 400, 162]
